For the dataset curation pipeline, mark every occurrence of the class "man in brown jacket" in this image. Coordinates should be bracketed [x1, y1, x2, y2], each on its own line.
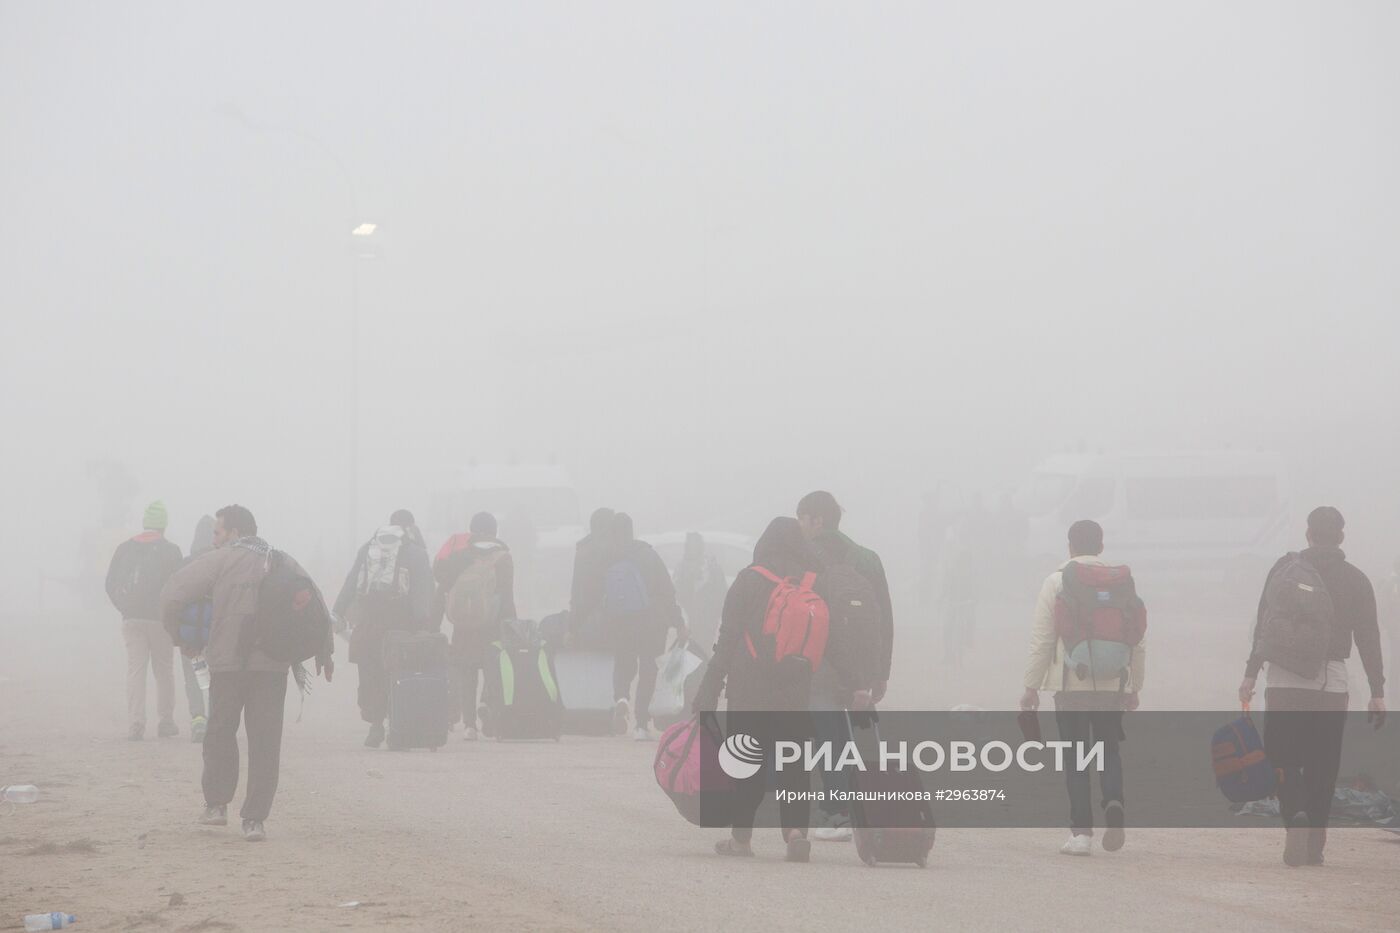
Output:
[160, 504, 333, 842]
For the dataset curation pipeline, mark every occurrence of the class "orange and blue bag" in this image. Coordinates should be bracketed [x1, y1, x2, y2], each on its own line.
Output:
[1211, 704, 1276, 804]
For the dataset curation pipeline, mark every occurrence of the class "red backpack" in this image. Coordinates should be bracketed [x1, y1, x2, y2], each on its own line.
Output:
[1053, 562, 1147, 682]
[745, 567, 830, 670]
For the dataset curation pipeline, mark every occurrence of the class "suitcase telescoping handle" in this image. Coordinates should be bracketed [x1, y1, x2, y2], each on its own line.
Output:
[844, 708, 879, 747]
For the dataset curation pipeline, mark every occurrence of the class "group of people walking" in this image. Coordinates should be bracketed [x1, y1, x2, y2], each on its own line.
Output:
[105, 491, 1387, 866]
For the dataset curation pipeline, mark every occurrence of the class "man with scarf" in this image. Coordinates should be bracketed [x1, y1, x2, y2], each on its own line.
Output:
[160, 504, 333, 842]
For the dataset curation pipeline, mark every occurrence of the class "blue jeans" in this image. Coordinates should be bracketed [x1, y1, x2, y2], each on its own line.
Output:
[1053, 693, 1124, 836]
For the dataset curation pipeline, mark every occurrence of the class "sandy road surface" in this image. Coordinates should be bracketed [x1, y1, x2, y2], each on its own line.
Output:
[2, 610, 1396, 932]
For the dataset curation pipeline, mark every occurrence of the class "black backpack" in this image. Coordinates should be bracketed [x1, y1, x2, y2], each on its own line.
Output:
[1255, 553, 1335, 679]
[249, 550, 331, 666]
[108, 538, 177, 620]
[820, 561, 884, 694]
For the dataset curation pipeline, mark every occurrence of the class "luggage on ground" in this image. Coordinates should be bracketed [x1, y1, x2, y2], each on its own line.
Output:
[1053, 562, 1146, 683]
[846, 711, 935, 867]
[1211, 708, 1276, 803]
[483, 619, 563, 740]
[1254, 552, 1335, 679]
[654, 714, 734, 826]
[384, 630, 451, 751]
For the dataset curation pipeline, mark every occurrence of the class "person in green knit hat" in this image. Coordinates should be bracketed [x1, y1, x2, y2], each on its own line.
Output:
[104, 500, 184, 740]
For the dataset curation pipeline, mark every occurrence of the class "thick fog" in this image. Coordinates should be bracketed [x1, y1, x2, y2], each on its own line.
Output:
[3, 2, 1399, 612]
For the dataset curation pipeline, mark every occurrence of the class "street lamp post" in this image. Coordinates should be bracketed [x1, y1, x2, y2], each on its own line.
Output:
[215, 103, 376, 548]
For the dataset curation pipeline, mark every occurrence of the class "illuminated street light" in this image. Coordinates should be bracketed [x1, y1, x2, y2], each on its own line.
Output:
[351, 222, 377, 237]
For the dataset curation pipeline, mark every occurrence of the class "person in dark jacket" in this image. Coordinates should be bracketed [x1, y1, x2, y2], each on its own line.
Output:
[605, 513, 686, 740]
[105, 500, 185, 741]
[693, 516, 821, 863]
[431, 511, 516, 740]
[796, 491, 893, 842]
[1239, 506, 1386, 866]
[673, 532, 726, 653]
[569, 507, 616, 649]
[334, 509, 434, 748]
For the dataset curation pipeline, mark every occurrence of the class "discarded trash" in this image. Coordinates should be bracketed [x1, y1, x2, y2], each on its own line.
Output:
[339, 901, 362, 909]
[1236, 787, 1398, 826]
[3, 785, 40, 804]
[25, 913, 77, 931]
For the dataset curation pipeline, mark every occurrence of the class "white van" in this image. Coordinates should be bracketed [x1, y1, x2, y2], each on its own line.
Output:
[1018, 451, 1291, 589]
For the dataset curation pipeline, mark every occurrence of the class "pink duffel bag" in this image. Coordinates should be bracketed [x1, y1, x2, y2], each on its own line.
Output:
[653, 714, 735, 826]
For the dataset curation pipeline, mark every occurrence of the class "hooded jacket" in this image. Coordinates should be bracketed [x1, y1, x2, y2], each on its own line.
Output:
[695, 518, 827, 712]
[159, 536, 331, 674]
[1245, 546, 1384, 698]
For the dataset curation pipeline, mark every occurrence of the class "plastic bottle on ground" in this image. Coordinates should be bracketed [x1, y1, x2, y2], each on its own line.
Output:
[25, 913, 77, 931]
[3, 785, 39, 804]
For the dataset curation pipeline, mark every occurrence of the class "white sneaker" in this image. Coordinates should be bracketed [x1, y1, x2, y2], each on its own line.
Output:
[612, 698, 631, 735]
[1059, 834, 1092, 856]
[812, 825, 853, 843]
[632, 726, 652, 741]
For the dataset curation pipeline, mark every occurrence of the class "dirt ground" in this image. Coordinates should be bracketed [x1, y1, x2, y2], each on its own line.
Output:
[2, 604, 1396, 932]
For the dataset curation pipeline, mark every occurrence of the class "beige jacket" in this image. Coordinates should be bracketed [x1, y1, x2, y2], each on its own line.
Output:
[160, 537, 319, 674]
[1023, 556, 1147, 694]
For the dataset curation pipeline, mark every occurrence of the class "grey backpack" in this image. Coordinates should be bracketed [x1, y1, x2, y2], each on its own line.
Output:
[1255, 553, 1335, 679]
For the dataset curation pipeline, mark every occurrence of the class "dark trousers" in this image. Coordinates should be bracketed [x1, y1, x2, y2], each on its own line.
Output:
[613, 650, 658, 726]
[1265, 688, 1347, 854]
[203, 670, 289, 822]
[729, 713, 811, 844]
[810, 685, 853, 819]
[357, 657, 390, 725]
[1054, 692, 1125, 836]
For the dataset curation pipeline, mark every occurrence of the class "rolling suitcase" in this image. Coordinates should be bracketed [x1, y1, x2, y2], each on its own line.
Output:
[384, 631, 451, 751]
[846, 711, 935, 867]
[484, 620, 564, 741]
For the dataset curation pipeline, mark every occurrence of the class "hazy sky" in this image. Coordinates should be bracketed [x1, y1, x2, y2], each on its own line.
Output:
[3, 2, 1397, 602]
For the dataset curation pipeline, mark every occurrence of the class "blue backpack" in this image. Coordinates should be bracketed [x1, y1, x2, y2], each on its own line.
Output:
[1211, 711, 1275, 803]
[604, 559, 650, 615]
[178, 599, 213, 651]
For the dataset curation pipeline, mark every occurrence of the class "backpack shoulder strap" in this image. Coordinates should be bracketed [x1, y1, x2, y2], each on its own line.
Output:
[798, 572, 817, 592]
[750, 565, 783, 586]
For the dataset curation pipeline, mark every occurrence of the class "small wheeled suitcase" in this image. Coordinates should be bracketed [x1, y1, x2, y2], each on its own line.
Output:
[384, 631, 451, 751]
[847, 711, 935, 867]
[484, 620, 564, 741]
